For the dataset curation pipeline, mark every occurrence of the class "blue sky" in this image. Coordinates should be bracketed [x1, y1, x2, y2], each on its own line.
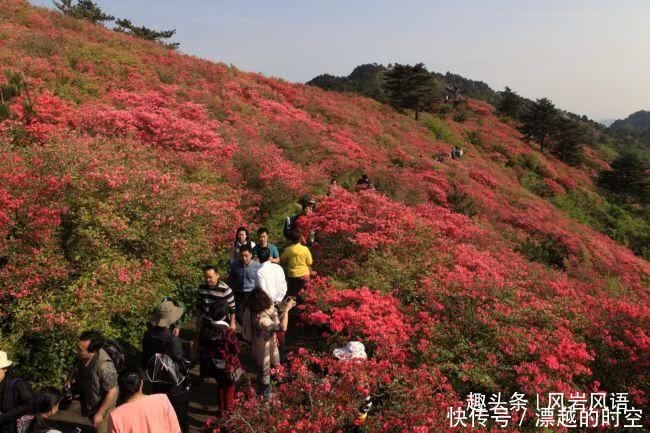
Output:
[29, 0, 650, 120]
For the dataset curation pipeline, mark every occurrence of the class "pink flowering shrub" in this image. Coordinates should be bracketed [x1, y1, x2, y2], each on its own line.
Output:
[0, 1, 648, 429]
[0, 132, 246, 384]
[75, 89, 235, 155]
[543, 178, 565, 195]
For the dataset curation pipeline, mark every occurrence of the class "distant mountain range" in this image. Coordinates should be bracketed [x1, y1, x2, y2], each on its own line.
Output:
[609, 110, 650, 135]
[598, 119, 617, 127]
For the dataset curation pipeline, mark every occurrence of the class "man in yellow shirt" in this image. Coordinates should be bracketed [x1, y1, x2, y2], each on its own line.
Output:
[280, 229, 313, 297]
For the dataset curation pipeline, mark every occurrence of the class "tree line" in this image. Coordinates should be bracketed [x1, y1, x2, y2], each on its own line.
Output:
[498, 88, 649, 206]
[311, 61, 649, 210]
[53, 0, 179, 49]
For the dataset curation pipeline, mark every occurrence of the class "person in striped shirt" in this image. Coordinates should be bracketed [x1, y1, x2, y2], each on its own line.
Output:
[198, 265, 236, 380]
[199, 265, 236, 328]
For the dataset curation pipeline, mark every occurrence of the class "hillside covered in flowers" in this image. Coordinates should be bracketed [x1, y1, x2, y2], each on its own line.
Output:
[0, 1, 648, 431]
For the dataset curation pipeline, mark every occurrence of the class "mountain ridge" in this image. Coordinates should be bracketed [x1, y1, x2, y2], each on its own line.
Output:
[1, 1, 648, 431]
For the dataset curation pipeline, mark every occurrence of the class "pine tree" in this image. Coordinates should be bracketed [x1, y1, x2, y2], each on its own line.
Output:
[518, 97, 558, 152]
[551, 117, 585, 166]
[53, 0, 114, 24]
[383, 63, 436, 120]
[497, 86, 523, 119]
[114, 19, 180, 49]
[597, 152, 650, 205]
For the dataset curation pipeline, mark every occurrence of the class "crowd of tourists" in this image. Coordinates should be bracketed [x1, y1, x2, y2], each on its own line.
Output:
[0, 196, 336, 433]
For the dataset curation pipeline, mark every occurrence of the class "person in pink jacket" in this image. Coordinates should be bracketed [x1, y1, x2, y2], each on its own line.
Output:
[107, 369, 181, 433]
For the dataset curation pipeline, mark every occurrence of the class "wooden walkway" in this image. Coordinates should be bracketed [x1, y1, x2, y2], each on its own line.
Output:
[50, 316, 322, 433]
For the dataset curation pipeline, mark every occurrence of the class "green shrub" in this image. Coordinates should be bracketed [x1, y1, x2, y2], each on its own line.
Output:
[13, 33, 63, 57]
[438, 103, 453, 116]
[465, 130, 482, 145]
[423, 115, 460, 145]
[447, 184, 479, 217]
[516, 152, 542, 173]
[516, 235, 569, 270]
[519, 173, 552, 198]
[552, 190, 650, 260]
[453, 109, 467, 123]
[2, 137, 237, 385]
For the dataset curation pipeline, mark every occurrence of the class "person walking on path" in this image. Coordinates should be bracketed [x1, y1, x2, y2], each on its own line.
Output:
[199, 303, 241, 417]
[228, 245, 261, 323]
[252, 228, 280, 264]
[0, 351, 34, 433]
[283, 196, 316, 246]
[256, 247, 289, 348]
[141, 301, 190, 433]
[231, 227, 255, 263]
[70, 332, 118, 433]
[107, 369, 181, 433]
[241, 289, 296, 399]
[197, 266, 236, 380]
[198, 266, 236, 328]
[280, 229, 313, 298]
[255, 247, 287, 305]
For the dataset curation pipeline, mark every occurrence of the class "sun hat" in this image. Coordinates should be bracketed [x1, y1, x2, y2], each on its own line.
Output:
[333, 341, 367, 361]
[299, 195, 316, 207]
[150, 300, 184, 328]
[0, 351, 13, 369]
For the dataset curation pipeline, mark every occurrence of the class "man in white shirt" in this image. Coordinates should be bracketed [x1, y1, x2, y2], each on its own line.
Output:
[255, 247, 287, 304]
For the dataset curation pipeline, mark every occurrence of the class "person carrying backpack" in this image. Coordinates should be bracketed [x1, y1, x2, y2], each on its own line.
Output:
[199, 303, 242, 417]
[283, 196, 316, 246]
[0, 351, 34, 433]
[70, 331, 119, 433]
[142, 301, 190, 433]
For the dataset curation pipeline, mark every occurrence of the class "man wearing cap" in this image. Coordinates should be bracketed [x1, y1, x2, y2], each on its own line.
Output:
[142, 300, 190, 433]
[0, 351, 34, 433]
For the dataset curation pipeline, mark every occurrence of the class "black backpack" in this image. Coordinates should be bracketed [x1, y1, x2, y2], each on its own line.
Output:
[102, 339, 126, 373]
[144, 334, 189, 388]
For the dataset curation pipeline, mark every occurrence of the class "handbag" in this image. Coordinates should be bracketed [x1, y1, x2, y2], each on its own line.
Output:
[145, 352, 188, 387]
[145, 334, 189, 387]
[230, 365, 244, 383]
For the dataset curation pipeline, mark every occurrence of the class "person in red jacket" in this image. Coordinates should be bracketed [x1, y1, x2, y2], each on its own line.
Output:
[200, 303, 242, 417]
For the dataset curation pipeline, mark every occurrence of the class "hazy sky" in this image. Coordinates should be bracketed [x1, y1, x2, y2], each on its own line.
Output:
[29, 0, 650, 120]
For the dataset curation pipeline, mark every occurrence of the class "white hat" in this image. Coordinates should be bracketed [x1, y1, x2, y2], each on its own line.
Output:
[333, 341, 367, 361]
[0, 351, 13, 369]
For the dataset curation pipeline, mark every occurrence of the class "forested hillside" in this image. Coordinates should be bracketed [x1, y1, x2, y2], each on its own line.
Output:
[0, 1, 648, 431]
